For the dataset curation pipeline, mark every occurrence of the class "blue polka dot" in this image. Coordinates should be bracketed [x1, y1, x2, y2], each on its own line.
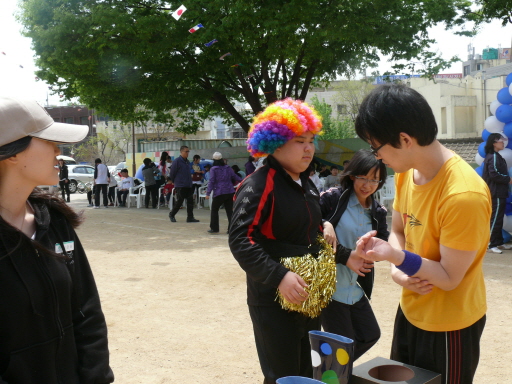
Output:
[320, 342, 332, 355]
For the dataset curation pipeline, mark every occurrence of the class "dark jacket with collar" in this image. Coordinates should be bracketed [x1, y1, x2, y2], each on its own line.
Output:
[229, 155, 323, 306]
[483, 151, 510, 199]
[320, 186, 389, 299]
[0, 199, 114, 383]
[168, 156, 193, 188]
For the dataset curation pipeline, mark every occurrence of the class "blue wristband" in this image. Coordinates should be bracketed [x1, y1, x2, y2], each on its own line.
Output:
[396, 250, 422, 276]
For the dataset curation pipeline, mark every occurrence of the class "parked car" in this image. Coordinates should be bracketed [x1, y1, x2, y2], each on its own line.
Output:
[65, 164, 96, 193]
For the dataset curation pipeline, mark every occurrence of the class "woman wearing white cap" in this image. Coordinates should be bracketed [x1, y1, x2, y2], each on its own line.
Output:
[205, 152, 242, 233]
[0, 97, 114, 383]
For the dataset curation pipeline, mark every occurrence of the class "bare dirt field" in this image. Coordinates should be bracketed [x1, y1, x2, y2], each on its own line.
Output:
[69, 193, 512, 383]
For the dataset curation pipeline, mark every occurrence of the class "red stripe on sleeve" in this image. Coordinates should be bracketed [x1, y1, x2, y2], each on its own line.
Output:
[247, 168, 275, 244]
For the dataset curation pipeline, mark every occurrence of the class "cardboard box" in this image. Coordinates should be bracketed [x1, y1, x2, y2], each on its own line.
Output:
[351, 357, 441, 384]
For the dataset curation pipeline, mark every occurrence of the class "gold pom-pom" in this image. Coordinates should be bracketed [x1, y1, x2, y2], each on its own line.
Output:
[277, 236, 336, 318]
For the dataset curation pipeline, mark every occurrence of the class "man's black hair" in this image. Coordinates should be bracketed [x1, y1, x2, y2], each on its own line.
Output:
[179, 145, 189, 151]
[330, 165, 338, 171]
[355, 84, 438, 148]
[95, 158, 102, 164]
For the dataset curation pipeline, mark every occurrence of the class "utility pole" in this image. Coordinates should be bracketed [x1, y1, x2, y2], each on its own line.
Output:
[132, 122, 136, 176]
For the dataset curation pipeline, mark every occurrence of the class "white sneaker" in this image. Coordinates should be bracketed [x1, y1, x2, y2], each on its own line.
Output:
[93, 206, 100, 209]
[498, 244, 512, 250]
[488, 247, 503, 254]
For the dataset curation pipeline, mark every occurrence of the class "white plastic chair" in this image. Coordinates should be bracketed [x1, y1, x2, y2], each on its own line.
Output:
[127, 183, 144, 208]
[377, 175, 395, 210]
[137, 187, 146, 208]
[197, 186, 209, 209]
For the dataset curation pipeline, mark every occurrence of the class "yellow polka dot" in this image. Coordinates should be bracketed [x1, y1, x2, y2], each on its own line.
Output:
[336, 348, 350, 365]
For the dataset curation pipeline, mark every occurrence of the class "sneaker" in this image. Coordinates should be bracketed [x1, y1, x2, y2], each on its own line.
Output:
[498, 244, 512, 250]
[488, 247, 503, 254]
[207, 229, 219, 234]
[93, 206, 100, 209]
[67, 197, 70, 202]
[87, 204, 94, 207]
[108, 203, 114, 206]
[104, 206, 109, 208]
[169, 214, 176, 222]
[187, 217, 200, 223]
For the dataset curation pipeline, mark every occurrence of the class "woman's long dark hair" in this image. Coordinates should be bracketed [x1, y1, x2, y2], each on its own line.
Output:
[159, 151, 169, 167]
[0, 137, 83, 260]
[339, 149, 387, 191]
[485, 133, 503, 155]
[213, 159, 224, 167]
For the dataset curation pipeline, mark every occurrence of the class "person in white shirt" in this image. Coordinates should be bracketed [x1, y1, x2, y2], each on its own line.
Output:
[93, 158, 110, 208]
[117, 169, 134, 207]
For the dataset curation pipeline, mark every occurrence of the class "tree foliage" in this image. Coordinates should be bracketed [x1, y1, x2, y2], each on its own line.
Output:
[20, 0, 473, 133]
[470, 0, 512, 26]
[310, 95, 355, 140]
[331, 80, 374, 123]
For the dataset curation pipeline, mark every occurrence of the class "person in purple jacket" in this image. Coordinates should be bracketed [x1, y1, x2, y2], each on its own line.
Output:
[205, 152, 242, 234]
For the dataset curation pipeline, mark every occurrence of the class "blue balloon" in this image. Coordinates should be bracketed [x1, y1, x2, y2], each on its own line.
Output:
[475, 165, 483, 177]
[507, 73, 512, 86]
[497, 87, 512, 105]
[482, 129, 491, 142]
[504, 122, 512, 139]
[496, 104, 512, 123]
[478, 142, 486, 158]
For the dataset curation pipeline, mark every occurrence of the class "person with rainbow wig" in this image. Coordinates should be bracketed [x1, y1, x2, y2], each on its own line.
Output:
[229, 98, 326, 383]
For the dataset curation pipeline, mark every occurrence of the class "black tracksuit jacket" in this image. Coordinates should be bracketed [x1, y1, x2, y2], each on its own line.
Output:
[0, 200, 114, 383]
[319, 186, 389, 300]
[229, 155, 324, 306]
[483, 152, 510, 199]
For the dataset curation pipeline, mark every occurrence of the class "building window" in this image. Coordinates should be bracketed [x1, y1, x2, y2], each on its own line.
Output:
[65, 117, 74, 124]
[476, 63, 484, 71]
[463, 65, 470, 77]
[80, 116, 89, 125]
[54, 118, 60, 122]
[337, 104, 346, 115]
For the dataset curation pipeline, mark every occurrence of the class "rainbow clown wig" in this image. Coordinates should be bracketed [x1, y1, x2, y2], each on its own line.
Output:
[247, 98, 323, 157]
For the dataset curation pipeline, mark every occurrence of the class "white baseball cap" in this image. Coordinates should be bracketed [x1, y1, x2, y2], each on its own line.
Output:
[212, 152, 222, 160]
[0, 97, 89, 147]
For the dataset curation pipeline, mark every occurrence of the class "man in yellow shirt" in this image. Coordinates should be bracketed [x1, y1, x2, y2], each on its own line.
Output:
[354, 84, 490, 383]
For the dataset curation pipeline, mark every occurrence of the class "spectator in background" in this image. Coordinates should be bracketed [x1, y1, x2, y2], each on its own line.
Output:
[232, 164, 245, 179]
[117, 169, 134, 207]
[141, 158, 160, 209]
[159, 151, 171, 178]
[319, 164, 331, 178]
[168, 145, 199, 223]
[340, 159, 350, 171]
[94, 158, 110, 209]
[309, 164, 323, 191]
[161, 177, 175, 207]
[245, 155, 257, 176]
[324, 165, 341, 190]
[204, 164, 212, 183]
[191, 154, 205, 199]
[107, 171, 117, 206]
[58, 158, 70, 202]
[206, 152, 242, 234]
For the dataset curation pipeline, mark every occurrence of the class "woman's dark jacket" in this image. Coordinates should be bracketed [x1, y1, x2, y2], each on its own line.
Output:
[229, 155, 324, 306]
[319, 186, 389, 299]
[483, 152, 510, 199]
[59, 164, 69, 182]
[0, 199, 114, 383]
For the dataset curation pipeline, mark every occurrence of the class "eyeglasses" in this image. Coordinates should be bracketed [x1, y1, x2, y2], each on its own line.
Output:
[369, 143, 385, 156]
[495, 139, 505, 143]
[354, 176, 381, 186]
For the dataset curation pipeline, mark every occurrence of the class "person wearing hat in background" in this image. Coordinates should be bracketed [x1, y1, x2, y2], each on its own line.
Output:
[168, 145, 199, 223]
[229, 98, 325, 383]
[0, 97, 114, 383]
[205, 152, 242, 234]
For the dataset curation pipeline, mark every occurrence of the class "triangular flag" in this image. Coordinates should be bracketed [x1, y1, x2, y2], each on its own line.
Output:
[171, 5, 187, 20]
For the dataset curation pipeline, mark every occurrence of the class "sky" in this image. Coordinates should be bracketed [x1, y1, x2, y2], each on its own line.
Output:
[1, 0, 512, 106]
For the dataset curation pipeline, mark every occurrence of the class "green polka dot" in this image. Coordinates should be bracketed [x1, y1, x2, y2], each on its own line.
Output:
[321, 370, 339, 384]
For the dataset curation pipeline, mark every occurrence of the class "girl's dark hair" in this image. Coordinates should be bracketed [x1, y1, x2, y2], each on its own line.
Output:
[143, 157, 152, 166]
[0, 136, 32, 161]
[213, 159, 224, 167]
[339, 149, 387, 191]
[232, 165, 241, 173]
[159, 151, 169, 167]
[485, 133, 503, 155]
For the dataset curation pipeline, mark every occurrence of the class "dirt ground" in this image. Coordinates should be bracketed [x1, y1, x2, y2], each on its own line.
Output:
[68, 192, 512, 383]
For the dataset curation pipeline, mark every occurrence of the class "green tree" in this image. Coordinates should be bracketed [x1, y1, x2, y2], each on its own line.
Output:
[332, 80, 374, 123]
[20, 0, 473, 133]
[310, 95, 355, 140]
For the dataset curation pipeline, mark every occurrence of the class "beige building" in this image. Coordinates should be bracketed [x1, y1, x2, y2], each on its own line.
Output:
[408, 64, 512, 139]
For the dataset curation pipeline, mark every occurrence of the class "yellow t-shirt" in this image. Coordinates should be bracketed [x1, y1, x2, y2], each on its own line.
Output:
[393, 154, 491, 332]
